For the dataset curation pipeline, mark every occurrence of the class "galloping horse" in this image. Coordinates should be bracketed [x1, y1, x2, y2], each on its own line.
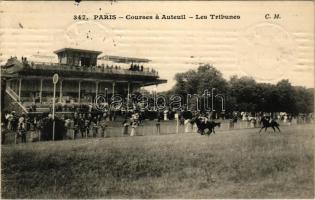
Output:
[259, 117, 281, 133]
[191, 117, 221, 136]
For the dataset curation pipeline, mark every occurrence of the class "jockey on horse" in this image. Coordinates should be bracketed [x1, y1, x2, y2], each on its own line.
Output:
[191, 113, 221, 136]
[259, 116, 281, 133]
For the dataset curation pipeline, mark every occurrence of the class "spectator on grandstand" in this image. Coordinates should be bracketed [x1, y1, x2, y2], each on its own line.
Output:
[73, 113, 80, 139]
[11, 111, 19, 131]
[64, 117, 73, 139]
[249, 117, 257, 128]
[78, 113, 86, 138]
[90, 117, 98, 137]
[122, 118, 129, 136]
[100, 114, 109, 137]
[17, 115, 27, 143]
[229, 118, 234, 129]
[29, 117, 37, 142]
[2, 112, 8, 129]
[36, 116, 44, 141]
[229, 114, 238, 129]
[5, 112, 13, 130]
[1, 123, 8, 145]
[183, 109, 192, 133]
[130, 120, 137, 136]
[83, 115, 90, 138]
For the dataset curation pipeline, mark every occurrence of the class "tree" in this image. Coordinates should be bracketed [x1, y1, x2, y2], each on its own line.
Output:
[172, 64, 228, 95]
[228, 76, 259, 112]
[275, 80, 297, 113]
[293, 86, 314, 114]
[170, 64, 228, 111]
[255, 83, 276, 112]
[168, 65, 313, 115]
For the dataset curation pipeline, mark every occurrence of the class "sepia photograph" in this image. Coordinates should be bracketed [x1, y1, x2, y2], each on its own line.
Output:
[0, 1, 314, 198]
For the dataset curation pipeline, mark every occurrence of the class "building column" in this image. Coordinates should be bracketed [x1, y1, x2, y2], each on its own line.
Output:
[6, 79, 11, 90]
[15, 79, 18, 93]
[78, 81, 81, 103]
[112, 82, 115, 97]
[59, 80, 63, 103]
[39, 79, 43, 103]
[95, 81, 99, 98]
[18, 79, 22, 102]
[127, 82, 130, 111]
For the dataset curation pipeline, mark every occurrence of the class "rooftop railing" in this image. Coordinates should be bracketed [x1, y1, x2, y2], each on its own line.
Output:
[28, 61, 159, 77]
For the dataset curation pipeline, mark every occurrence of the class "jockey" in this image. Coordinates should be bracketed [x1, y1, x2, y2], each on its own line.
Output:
[199, 113, 208, 124]
[265, 116, 274, 123]
[270, 117, 276, 123]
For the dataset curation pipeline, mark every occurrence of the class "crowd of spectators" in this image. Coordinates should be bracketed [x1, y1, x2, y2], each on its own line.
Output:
[129, 63, 144, 71]
[1, 107, 313, 145]
[11, 56, 159, 75]
[1, 108, 164, 144]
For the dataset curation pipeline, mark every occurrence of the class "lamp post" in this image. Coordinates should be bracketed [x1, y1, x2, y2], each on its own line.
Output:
[52, 74, 59, 141]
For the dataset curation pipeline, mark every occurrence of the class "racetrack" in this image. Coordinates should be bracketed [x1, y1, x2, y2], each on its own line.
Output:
[1, 124, 314, 198]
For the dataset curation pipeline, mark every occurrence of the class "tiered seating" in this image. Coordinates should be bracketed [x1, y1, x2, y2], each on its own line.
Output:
[23, 101, 51, 113]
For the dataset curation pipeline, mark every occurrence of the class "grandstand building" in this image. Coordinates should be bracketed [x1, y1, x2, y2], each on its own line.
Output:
[1, 48, 167, 113]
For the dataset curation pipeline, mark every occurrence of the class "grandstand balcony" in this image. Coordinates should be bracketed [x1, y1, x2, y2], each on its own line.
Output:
[1, 48, 167, 114]
[2, 60, 159, 78]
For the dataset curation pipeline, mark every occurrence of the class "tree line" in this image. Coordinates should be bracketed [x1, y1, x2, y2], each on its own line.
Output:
[162, 64, 313, 115]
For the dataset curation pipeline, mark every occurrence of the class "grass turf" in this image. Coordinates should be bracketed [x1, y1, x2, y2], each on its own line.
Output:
[1, 124, 314, 198]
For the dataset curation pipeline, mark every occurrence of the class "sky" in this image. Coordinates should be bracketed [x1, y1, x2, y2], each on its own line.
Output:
[0, 1, 314, 92]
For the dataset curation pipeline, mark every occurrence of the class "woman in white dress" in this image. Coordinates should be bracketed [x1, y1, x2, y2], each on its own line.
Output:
[130, 120, 138, 136]
[184, 119, 191, 133]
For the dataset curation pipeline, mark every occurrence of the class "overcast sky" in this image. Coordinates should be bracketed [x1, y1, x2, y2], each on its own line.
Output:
[0, 1, 313, 91]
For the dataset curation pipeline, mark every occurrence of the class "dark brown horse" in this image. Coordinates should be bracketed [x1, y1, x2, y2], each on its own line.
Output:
[259, 117, 281, 133]
[191, 117, 221, 136]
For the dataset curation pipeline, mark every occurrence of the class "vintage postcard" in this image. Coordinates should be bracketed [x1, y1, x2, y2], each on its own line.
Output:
[0, 1, 314, 199]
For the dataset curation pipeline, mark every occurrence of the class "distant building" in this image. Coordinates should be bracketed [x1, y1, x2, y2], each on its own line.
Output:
[1, 48, 166, 113]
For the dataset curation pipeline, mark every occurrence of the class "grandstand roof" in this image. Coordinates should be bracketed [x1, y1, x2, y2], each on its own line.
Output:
[98, 55, 151, 63]
[53, 48, 103, 55]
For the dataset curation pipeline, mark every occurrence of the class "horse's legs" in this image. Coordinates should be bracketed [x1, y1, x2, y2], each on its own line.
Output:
[272, 126, 275, 132]
[276, 126, 281, 132]
[259, 127, 264, 133]
[265, 127, 268, 132]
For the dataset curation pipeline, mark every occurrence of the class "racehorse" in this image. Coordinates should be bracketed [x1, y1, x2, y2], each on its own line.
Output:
[191, 117, 221, 136]
[259, 117, 281, 133]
